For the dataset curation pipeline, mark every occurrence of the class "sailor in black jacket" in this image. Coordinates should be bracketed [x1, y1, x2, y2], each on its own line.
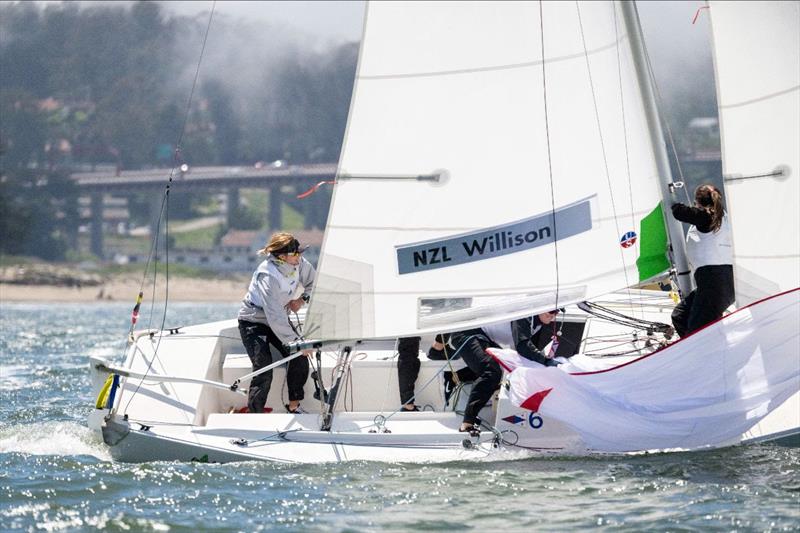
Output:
[508, 312, 563, 367]
[446, 309, 563, 434]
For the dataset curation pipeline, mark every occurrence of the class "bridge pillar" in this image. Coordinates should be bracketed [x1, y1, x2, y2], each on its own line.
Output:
[90, 192, 104, 258]
[226, 187, 240, 228]
[268, 185, 282, 231]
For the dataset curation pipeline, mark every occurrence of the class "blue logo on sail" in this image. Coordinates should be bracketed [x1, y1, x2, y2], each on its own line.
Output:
[396, 198, 593, 274]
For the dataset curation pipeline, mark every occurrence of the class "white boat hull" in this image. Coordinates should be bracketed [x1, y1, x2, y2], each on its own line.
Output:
[99, 412, 507, 464]
[88, 290, 800, 463]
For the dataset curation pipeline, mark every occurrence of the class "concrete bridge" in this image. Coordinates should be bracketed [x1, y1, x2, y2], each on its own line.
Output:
[71, 163, 336, 258]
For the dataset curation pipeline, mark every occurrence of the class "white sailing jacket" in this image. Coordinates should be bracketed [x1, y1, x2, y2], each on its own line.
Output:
[238, 254, 316, 344]
[685, 215, 733, 269]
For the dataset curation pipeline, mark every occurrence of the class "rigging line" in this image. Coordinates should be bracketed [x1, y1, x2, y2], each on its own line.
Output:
[636, 5, 691, 204]
[122, 3, 217, 415]
[174, 2, 217, 156]
[538, 1, 560, 311]
[441, 335, 458, 384]
[576, 2, 634, 309]
[383, 340, 402, 413]
[613, 4, 637, 237]
[124, 194, 179, 416]
[146, 207, 161, 332]
[137, 194, 167, 327]
[429, 336, 458, 411]
[376, 334, 479, 428]
[578, 301, 671, 332]
[145, 0, 218, 329]
[115, 203, 162, 367]
[612, 1, 645, 320]
[160, 194, 171, 334]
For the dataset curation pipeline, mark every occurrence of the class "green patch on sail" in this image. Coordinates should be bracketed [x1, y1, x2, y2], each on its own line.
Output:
[636, 203, 670, 282]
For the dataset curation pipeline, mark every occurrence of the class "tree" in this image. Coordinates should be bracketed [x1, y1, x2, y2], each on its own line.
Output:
[0, 167, 77, 260]
[203, 79, 241, 165]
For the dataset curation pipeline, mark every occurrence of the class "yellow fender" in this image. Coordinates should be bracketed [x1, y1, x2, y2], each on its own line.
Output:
[95, 374, 115, 409]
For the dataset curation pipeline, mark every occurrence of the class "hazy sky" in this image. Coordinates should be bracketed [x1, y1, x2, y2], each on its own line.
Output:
[157, 1, 714, 80]
[38, 1, 711, 53]
[160, 1, 366, 44]
[32, 1, 715, 122]
[162, 1, 710, 48]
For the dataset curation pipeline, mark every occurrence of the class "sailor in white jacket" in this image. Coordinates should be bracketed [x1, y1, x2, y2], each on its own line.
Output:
[238, 232, 316, 413]
[670, 184, 735, 337]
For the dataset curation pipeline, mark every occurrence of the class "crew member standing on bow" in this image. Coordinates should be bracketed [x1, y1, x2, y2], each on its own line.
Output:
[670, 184, 735, 337]
[238, 232, 316, 414]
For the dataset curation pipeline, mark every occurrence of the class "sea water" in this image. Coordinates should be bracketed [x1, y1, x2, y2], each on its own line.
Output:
[1, 302, 798, 532]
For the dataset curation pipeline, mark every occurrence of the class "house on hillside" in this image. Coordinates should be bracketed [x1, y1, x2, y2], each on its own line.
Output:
[123, 228, 324, 273]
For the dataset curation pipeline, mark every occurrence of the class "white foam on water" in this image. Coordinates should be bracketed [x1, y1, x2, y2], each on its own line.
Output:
[0, 421, 111, 461]
[472, 446, 540, 462]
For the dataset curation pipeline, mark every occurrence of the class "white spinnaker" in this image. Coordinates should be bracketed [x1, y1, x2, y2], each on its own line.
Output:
[709, 1, 800, 305]
[501, 288, 800, 452]
[306, 1, 664, 341]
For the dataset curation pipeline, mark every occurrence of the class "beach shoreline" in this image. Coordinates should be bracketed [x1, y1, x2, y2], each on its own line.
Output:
[0, 276, 247, 303]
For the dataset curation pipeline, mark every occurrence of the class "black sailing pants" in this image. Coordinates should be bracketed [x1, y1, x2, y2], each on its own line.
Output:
[671, 264, 735, 338]
[449, 329, 502, 425]
[238, 320, 309, 412]
[397, 336, 421, 406]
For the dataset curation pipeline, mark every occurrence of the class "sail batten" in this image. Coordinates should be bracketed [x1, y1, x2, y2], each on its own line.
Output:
[357, 38, 628, 80]
[720, 85, 799, 109]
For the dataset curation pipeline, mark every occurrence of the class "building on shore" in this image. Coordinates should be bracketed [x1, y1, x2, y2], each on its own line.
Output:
[118, 228, 324, 273]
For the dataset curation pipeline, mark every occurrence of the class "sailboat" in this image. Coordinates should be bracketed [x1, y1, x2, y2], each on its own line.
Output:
[88, 1, 799, 463]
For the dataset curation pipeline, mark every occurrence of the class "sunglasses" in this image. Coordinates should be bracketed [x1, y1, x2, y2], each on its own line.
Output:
[282, 251, 301, 257]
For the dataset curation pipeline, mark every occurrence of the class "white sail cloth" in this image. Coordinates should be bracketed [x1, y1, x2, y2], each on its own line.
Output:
[492, 289, 800, 452]
[306, 1, 666, 341]
[709, 1, 800, 304]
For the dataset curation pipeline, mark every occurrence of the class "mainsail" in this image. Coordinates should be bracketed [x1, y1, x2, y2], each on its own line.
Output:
[306, 1, 669, 341]
[709, 1, 800, 305]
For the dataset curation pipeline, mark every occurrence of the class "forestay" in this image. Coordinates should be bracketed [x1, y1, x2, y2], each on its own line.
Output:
[306, 1, 668, 341]
[709, 1, 800, 305]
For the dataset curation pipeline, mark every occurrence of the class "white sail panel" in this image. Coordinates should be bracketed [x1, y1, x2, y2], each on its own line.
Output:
[502, 289, 800, 452]
[709, 1, 800, 304]
[306, 1, 664, 341]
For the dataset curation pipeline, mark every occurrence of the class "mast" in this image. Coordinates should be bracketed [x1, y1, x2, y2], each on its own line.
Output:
[620, 1, 693, 296]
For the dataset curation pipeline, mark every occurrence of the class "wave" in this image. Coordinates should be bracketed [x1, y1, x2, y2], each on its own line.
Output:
[0, 421, 111, 461]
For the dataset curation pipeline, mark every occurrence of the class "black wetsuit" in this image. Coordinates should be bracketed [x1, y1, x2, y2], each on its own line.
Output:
[447, 316, 558, 425]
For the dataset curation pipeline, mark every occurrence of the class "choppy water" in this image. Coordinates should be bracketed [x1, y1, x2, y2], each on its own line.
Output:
[1, 303, 798, 532]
